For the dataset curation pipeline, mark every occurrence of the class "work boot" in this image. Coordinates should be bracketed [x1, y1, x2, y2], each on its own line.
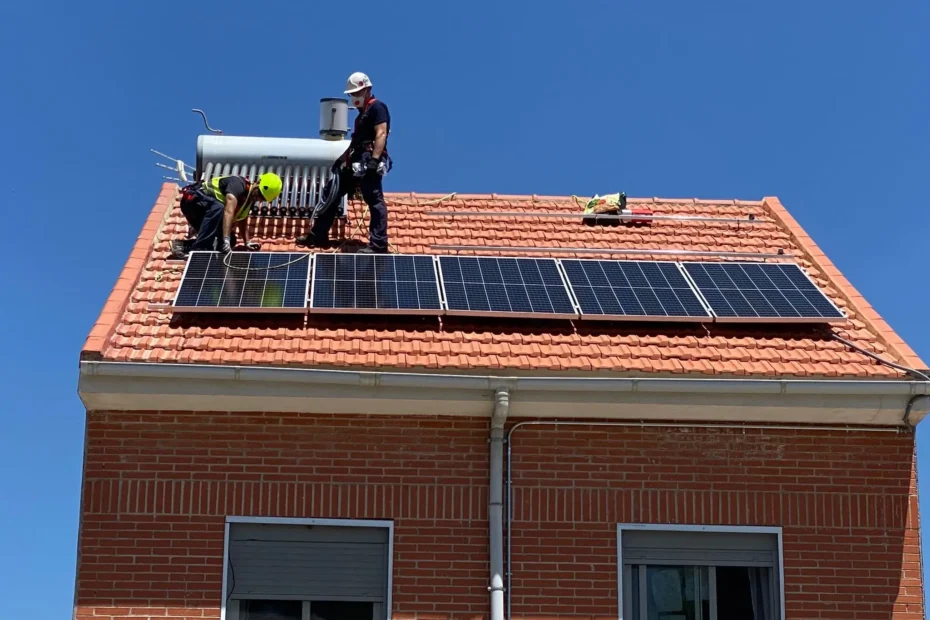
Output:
[295, 233, 329, 249]
[169, 240, 190, 260]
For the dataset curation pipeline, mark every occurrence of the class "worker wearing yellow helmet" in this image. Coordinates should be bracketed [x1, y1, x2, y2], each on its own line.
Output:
[172, 172, 283, 259]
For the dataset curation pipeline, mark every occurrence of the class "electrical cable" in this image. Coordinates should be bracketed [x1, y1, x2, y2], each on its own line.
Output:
[831, 333, 930, 382]
[415, 192, 457, 206]
[331, 203, 400, 255]
[221, 251, 309, 271]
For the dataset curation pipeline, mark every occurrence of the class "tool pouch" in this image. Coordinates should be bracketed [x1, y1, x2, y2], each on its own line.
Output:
[582, 192, 627, 226]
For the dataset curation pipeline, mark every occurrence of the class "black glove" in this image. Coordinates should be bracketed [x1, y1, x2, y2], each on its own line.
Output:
[246, 241, 261, 251]
[365, 154, 381, 172]
[220, 236, 233, 255]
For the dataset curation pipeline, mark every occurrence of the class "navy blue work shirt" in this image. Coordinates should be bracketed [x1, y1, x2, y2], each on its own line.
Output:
[348, 99, 390, 161]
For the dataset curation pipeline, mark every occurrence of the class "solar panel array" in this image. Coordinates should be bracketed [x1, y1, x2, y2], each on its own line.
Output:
[172, 252, 845, 324]
[173, 251, 310, 313]
[310, 254, 442, 314]
[438, 256, 577, 318]
[561, 259, 710, 321]
[681, 262, 844, 322]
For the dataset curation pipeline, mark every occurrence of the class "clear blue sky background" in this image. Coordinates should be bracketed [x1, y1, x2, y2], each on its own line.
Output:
[1, 1, 928, 617]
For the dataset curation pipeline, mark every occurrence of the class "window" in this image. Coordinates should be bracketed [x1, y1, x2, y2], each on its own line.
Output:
[618, 525, 782, 620]
[233, 599, 375, 620]
[223, 518, 393, 620]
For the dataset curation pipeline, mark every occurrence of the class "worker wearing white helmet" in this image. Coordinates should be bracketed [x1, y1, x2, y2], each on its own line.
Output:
[298, 72, 393, 254]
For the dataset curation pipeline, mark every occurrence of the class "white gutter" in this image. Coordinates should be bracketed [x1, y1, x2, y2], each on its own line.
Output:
[78, 361, 930, 427]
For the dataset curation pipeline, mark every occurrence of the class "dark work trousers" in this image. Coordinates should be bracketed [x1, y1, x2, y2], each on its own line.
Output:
[180, 189, 235, 251]
[311, 167, 388, 251]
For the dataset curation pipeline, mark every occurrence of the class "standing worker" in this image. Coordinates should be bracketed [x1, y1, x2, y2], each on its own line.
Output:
[297, 72, 392, 254]
[172, 173, 283, 259]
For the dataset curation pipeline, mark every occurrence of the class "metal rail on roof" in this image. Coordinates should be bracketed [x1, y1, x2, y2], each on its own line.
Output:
[430, 245, 792, 260]
[425, 211, 765, 224]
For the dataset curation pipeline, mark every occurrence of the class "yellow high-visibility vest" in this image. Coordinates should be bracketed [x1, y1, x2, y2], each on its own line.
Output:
[203, 176, 252, 221]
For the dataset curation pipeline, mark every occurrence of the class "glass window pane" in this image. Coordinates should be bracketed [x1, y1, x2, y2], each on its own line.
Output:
[630, 566, 640, 620]
[310, 601, 374, 620]
[628, 565, 709, 620]
[716, 566, 772, 620]
[240, 599, 303, 620]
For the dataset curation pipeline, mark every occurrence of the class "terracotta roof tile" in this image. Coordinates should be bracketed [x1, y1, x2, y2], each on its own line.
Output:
[80, 184, 926, 379]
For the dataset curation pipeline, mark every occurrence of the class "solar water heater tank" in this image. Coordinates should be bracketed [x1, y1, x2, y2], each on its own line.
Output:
[195, 101, 350, 218]
[319, 98, 349, 140]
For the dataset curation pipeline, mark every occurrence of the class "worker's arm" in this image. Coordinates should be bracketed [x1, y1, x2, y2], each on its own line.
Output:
[237, 215, 261, 250]
[371, 123, 388, 160]
[221, 193, 238, 248]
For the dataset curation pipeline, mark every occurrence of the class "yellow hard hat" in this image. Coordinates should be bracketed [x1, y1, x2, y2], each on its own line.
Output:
[256, 172, 283, 202]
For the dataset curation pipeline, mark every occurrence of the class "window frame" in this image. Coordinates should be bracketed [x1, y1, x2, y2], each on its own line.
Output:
[616, 523, 785, 620]
[221, 516, 395, 620]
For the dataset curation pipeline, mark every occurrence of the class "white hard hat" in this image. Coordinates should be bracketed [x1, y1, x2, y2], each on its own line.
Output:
[344, 72, 373, 94]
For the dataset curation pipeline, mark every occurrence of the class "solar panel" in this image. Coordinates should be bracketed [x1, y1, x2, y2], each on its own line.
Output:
[309, 253, 443, 314]
[437, 256, 578, 318]
[681, 261, 846, 323]
[173, 251, 310, 313]
[560, 259, 712, 321]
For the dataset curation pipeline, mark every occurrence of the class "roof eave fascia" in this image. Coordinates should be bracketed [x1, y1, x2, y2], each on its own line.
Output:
[77, 361, 930, 428]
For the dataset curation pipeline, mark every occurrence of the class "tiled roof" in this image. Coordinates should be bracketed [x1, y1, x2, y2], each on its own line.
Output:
[81, 183, 924, 378]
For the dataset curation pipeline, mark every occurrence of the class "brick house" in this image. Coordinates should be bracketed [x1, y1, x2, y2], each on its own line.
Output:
[76, 182, 929, 620]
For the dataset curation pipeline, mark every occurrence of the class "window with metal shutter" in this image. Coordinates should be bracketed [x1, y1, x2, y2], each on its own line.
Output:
[227, 523, 389, 603]
[619, 527, 782, 620]
[621, 529, 777, 567]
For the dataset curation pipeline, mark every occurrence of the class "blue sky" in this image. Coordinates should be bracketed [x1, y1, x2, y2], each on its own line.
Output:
[1, 1, 928, 617]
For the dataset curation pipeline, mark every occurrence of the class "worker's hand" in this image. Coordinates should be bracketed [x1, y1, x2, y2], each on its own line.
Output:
[366, 155, 381, 172]
[246, 242, 261, 251]
[220, 237, 233, 255]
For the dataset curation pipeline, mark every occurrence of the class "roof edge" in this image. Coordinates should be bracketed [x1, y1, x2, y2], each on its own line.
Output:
[78, 360, 930, 427]
[762, 196, 926, 370]
[81, 183, 178, 360]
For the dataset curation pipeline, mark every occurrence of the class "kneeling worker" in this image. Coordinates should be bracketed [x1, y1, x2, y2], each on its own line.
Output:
[172, 172, 283, 259]
[297, 71, 392, 254]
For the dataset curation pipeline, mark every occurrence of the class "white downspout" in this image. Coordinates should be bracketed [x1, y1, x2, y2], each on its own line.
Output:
[489, 388, 509, 620]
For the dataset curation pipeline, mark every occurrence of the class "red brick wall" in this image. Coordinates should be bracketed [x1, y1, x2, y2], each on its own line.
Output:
[509, 425, 923, 620]
[75, 412, 923, 620]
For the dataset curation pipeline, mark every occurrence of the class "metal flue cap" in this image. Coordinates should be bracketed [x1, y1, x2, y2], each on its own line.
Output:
[319, 98, 349, 141]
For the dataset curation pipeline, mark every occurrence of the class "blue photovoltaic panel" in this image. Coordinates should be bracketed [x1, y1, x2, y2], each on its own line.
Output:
[310, 253, 443, 314]
[561, 259, 711, 321]
[438, 256, 578, 318]
[173, 251, 310, 313]
[681, 261, 845, 323]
